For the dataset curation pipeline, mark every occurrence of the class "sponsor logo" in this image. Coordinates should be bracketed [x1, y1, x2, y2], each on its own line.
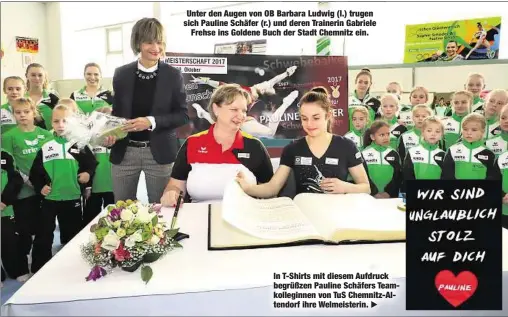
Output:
[434, 156, 442, 161]
[413, 156, 424, 161]
[198, 146, 207, 154]
[237, 153, 250, 159]
[477, 154, 488, 160]
[386, 156, 395, 161]
[44, 153, 59, 160]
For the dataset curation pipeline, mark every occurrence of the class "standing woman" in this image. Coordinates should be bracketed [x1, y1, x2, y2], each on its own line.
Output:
[103, 18, 189, 204]
[71, 63, 114, 224]
[70, 63, 114, 114]
[348, 68, 381, 130]
[25, 63, 59, 130]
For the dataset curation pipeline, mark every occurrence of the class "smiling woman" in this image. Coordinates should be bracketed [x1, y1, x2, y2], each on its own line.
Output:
[104, 18, 189, 205]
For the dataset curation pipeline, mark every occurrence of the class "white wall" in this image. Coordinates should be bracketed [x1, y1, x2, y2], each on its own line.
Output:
[0, 2, 49, 101]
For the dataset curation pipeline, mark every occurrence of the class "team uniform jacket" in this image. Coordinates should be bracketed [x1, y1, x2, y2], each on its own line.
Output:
[1, 103, 17, 134]
[385, 117, 407, 150]
[494, 151, 508, 215]
[484, 116, 501, 140]
[442, 140, 498, 180]
[471, 96, 485, 115]
[29, 135, 98, 201]
[70, 87, 114, 114]
[344, 128, 365, 150]
[398, 104, 414, 129]
[398, 128, 421, 160]
[442, 113, 467, 150]
[28, 90, 59, 130]
[361, 143, 402, 198]
[1, 150, 24, 217]
[486, 132, 508, 157]
[1, 126, 53, 199]
[403, 141, 445, 181]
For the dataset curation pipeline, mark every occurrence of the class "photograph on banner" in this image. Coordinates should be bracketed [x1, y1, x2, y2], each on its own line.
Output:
[15, 36, 39, 53]
[214, 39, 267, 55]
[404, 16, 501, 63]
[164, 53, 348, 139]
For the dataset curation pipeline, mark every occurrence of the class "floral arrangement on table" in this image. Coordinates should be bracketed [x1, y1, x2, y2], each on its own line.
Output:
[81, 199, 182, 284]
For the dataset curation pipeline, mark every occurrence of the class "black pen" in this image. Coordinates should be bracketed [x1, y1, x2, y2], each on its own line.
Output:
[171, 191, 184, 229]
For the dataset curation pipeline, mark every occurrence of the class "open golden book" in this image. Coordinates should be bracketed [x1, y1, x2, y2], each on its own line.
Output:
[208, 181, 406, 250]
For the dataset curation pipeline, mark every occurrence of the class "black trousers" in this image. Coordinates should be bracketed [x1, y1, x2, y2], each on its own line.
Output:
[83, 192, 115, 226]
[1, 216, 30, 279]
[31, 199, 82, 273]
[13, 195, 42, 255]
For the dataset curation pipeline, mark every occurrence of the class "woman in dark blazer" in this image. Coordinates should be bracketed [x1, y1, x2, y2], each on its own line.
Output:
[105, 18, 189, 203]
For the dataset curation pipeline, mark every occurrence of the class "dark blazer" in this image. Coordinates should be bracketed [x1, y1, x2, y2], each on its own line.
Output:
[110, 60, 189, 165]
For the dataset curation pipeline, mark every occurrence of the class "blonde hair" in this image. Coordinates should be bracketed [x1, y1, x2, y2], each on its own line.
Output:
[409, 86, 429, 103]
[465, 73, 486, 86]
[462, 112, 486, 130]
[422, 116, 444, 132]
[57, 98, 80, 113]
[486, 89, 508, 104]
[3, 76, 25, 93]
[351, 106, 370, 120]
[452, 90, 474, 104]
[386, 81, 402, 92]
[25, 63, 49, 90]
[207, 84, 252, 122]
[11, 97, 41, 121]
[412, 104, 433, 116]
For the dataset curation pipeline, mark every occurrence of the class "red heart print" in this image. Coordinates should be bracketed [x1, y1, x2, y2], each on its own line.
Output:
[435, 270, 478, 307]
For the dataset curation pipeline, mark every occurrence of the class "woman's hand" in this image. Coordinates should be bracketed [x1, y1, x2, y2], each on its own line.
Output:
[122, 117, 151, 132]
[320, 178, 347, 194]
[235, 171, 253, 194]
[375, 192, 391, 199]
[102, 136, 117, 147]
[41, 185, 51, 196]
[161, 190, 183, 208]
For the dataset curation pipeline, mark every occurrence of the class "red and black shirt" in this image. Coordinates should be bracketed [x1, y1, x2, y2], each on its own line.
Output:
[171, 124, 274, 201]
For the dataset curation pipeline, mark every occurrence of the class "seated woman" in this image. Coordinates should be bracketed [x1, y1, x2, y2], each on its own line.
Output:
[160, 84, 274, 206]
[236, 87, 371, 197]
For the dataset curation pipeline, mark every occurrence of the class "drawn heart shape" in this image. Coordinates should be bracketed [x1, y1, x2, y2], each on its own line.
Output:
[434, 270, 478, 307]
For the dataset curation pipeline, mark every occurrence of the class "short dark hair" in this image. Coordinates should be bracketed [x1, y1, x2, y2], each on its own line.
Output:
[130, 18, 166, 55]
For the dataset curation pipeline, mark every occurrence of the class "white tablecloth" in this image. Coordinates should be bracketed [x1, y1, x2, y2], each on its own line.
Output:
[3, 199, 508, 316]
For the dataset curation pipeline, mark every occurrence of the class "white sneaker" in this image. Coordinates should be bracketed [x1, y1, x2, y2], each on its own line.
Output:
[16, 273, 31, 283]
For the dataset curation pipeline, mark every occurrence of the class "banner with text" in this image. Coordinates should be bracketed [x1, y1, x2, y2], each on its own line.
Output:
[404, 17, 501, 63]
[214, 39, 267, 54]
[164, 53, 348, 139]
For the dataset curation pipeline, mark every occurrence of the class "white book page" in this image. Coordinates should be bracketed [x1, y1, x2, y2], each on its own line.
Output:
[294, 193, 405, 238]
[221, 181, 322, 241]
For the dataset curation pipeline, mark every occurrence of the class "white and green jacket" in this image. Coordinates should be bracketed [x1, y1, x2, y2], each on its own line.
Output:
[442, 113, 468, 150]
[362, 143, 402, 198]
[471, 96, 485, 115]
[484, 116, 501, 140]
[344, 128, 366, 150]
[384, 117, 407, 150]
[1, 103, 16, 134]
[29, 135, 97, 201]
[486, 132, 508, 157]
[494, 151, 508, 215]
[70, 87, 114, 115]
[442, 140, 498, 180]
[403, 140, 445, 181]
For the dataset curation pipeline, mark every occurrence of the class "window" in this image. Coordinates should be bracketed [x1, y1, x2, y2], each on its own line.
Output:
[106, 27, 123, 54]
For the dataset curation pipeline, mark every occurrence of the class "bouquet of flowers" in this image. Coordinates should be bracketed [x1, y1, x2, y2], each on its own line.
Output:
[81, 200, 182, 284]
[63, 111, 128, 150]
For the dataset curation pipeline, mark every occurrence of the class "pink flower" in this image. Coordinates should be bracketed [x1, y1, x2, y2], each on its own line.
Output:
[113, 242, 131, 262]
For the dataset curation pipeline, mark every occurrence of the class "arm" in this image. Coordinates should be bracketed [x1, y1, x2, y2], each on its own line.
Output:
[153, 70, 189, 130]
[266, 66, 297, 87]
[1, 151, 24, 206]
[190, 76, 221, 89]
[29, 149, 51, 194]
[441, 150, 456, 180]
[74, 145, 98, 187]
[384, 151, 402, 198]
[242, 165, 291, 198]
[164, 139, 191, 196]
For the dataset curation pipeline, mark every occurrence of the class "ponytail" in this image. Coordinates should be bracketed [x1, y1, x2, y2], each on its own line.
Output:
[363, 127, 373, 148]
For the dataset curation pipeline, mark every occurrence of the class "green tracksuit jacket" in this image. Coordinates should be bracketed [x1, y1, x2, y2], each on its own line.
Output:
[29, 135, 98, 201]
[442, 140, 498, 180]
[70, 87, 114, 115]
[362, 143, 402, 197]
